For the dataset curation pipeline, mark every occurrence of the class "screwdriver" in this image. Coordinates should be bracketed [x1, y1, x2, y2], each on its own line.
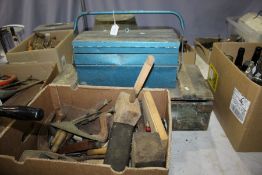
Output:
[0, 106, 44, 121]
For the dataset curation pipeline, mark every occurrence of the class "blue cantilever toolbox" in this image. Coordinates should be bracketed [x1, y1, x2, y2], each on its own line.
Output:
[73, 11, 185, 88]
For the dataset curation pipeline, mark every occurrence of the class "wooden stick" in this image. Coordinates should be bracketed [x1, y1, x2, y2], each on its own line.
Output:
[129, 55, 155, 103]
[87, 147, 107, 156]
[142, 91, 168, 149]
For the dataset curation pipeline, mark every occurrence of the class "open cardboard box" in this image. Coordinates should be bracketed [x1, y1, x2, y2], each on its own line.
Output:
[208, 42, 262, 151]
[0, 63, 58, 137]
[6, 30, 74, 71]
[194, 37, 222, 63]
[0, 85, 172, 175]
[179, 43, 196, 64]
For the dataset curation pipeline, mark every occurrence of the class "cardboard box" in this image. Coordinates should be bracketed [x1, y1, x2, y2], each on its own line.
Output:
[6, 30, 74, 71]
[0, 85, 172, 175]
[194, 38, 221, 63]
[208, 42, 262, 151]
[0, 63, 58, 137]
[179, 44, 196, 64]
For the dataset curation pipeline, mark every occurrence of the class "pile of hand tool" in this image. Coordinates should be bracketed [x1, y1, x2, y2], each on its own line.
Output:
[8, 56, 169, 172]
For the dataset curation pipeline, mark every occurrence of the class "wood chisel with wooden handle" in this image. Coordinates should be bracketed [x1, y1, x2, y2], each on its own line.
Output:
[104, 55, 155, 172]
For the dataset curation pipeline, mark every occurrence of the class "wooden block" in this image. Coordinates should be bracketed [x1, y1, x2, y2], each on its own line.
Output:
[131, 132, 165, 168]
[142, 91, 168, 148]
[114, 92, 141, 126]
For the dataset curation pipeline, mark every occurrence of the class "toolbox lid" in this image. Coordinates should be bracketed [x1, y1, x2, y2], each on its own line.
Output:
[73, 29, 180, 49]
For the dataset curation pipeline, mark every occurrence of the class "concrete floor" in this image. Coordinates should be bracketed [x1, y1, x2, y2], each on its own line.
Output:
[169, 55, 262, 175]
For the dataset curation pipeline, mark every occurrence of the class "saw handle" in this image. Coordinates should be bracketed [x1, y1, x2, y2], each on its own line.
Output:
[0, 106, 44, 121]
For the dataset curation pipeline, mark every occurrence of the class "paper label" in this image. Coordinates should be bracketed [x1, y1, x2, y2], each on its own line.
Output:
[60, 55, 66, 71]
[229, 88, 251, 124]
[207, 64, 219, 92]
[252, 66, 257, 74]
[110, 24, 119, 36]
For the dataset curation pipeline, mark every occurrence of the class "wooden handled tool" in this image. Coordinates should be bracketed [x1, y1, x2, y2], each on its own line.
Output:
[104, 55, 155, 172]
[142, 91, 168, 149]
[51, 109, 67, 153]
[129, 55, 155, 102]
[87, 147, 107, 156]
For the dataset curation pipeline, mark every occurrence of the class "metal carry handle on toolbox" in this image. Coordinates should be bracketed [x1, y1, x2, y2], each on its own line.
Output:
[73, 10, 185, 35]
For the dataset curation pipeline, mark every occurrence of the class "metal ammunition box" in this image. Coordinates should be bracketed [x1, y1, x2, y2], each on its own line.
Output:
[171, 65, 214, 130]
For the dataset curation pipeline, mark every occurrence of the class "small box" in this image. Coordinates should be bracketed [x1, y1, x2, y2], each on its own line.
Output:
[0, 85, 172, 175]
[208, 42, 262, 151]
[194, 37, 221, 63]
[0, 62, 58, 136]
[171, 65, 213, 130]
[7, 30, 74, 71]
[179, 43, 196, 64]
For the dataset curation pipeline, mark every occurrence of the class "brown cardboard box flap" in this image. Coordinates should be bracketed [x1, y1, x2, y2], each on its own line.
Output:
[0, 62, 58, 81]
[0, 155, 167, 175]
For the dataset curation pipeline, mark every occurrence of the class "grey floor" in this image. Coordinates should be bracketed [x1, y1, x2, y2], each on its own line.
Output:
[169, 55, 262, 175]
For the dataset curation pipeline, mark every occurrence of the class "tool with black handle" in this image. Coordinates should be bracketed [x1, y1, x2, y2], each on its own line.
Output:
[0, 106, 44, 121]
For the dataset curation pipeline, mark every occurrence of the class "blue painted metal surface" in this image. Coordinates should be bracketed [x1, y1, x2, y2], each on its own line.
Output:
[73, 11, 184, 88]
[73, 41, 180, 48]
[73, 47, 178, 54]
[76, 65, 178, 88]
[74, 54, 178, 65]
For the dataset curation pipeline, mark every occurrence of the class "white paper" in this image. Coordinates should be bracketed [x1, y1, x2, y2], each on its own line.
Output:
[110, 24, 119, 36]
[229, 88, 251, 124]
[208, 68, 214, 79]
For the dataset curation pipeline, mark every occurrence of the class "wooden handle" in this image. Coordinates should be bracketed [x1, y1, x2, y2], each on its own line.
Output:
[129, 55, 155, 102]
[51, 130, 67, 152]
[142, 91, 168, 149]
[87, 147, 107, 156]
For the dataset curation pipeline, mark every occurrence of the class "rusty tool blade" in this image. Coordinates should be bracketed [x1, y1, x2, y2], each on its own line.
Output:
[51, 113, 111, 142]
[19, 150, 76, 162]
[58, 140, 98, 154]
